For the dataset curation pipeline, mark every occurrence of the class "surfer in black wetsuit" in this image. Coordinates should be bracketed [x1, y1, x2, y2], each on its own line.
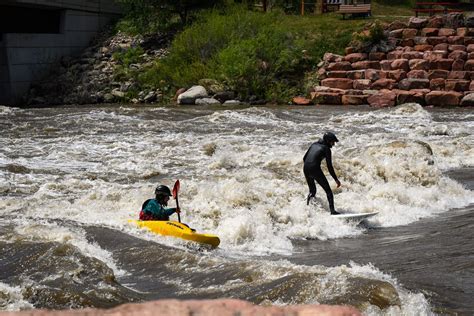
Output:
[303, 132, 341, 215]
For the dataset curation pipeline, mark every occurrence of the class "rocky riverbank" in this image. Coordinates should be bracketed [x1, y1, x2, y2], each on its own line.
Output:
[25, 29, 171, 106]
[0, 299, 361, 316]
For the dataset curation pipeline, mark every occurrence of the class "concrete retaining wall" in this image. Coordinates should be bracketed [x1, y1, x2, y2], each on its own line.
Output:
[0, 0, 120, 105]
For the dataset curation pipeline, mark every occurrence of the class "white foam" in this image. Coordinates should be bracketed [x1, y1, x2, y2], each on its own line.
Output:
[1, 105, 473, 256]
[0, 282, 33, 311]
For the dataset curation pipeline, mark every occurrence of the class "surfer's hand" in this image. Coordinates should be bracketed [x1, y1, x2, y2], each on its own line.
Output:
[176, 207, 181, 213]
[336, 180, 341, 188]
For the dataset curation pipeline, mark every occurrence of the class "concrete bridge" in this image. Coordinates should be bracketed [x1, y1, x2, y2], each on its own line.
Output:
[0, 0, 121, 105]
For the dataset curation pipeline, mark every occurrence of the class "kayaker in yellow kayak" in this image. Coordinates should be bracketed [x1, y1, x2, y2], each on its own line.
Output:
[139, 185, 181, 221]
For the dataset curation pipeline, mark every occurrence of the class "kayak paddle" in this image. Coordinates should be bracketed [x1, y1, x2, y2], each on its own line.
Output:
[172, 179, 181, 223]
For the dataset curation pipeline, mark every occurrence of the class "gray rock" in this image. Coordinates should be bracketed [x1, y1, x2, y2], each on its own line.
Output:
[104, 93, 115, 103]
[460, 93, 474, 106]
[111, 89, 125, 98]
[144, 91, 157, 103]
[222, 100, 241, 106]
[214, 91, 235, 103]
[195, 98, 221, 105]
[177, 85, 208, 105]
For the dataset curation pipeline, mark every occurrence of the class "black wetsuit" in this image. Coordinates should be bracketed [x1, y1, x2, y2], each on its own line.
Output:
[303, 139, 339, 213]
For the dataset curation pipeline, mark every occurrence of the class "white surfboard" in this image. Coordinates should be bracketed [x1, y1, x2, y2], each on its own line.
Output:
[332, 212, 378, 221]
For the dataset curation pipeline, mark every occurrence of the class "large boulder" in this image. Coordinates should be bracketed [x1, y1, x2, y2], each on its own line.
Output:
[177, 86, 208, 105]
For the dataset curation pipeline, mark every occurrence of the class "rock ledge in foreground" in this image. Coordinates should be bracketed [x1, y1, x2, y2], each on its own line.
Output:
[0, 299, 361, 316]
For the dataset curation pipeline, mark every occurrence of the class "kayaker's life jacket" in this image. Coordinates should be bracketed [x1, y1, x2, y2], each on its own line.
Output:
[139, 198, 177, 221]
[139, 199, 155, 221]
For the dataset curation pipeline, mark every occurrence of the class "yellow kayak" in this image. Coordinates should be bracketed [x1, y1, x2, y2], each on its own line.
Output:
[129, 220, 220, 248]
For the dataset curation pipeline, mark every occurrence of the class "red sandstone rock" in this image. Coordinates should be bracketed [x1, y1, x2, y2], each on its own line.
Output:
[311, 91, 342, 105]
[327, 71, 348, 78]
[327, 62, 352, 71]
[388, 21, 408, 31]
[428, 69, 449, 79]
[433, 43, 449, 51]
[414, 37, 428, 46]
[409, 59, 429, 71]
[292, 96, 313, 105]
[452, 59, 465, 71]
[457, 28, 468, 37]
[427, 36, 447, 45]
[470, 80, 474, 90]
[407, 70, 428, 79]
[421, 28, 438, 37]
[430, 78, 446, 90]
[447, 36, 465, 45]
[367, 89, 397, 107]
[448, 50, 468, 60]
[0, 299, 362, 316]
[409, 17, 428, 29]
[365, 69, 381, 81]
[387, 51, 403, 60]
[445, 79, 470, 91]
[430, 58, 454, 71]
[346, 70, 365, 80]
[371, 79, 397, 90]
[401, 51, 424, 59]
[317, 68, 327, 80]
[403, 28, 418, 39]
[400, 39, 415, 47]
[353, 79, 372, 90]
[345, 47, 355, 55]
[426, 16, 444, 28]
[399, 78, 430, 90]
[321, 78, 353, 90]
[344, 53, 367, 63]
[414, 44, 433, 52]
[425, 90, 462, 106]
[448, 44, 466, 52]
[448, 71, 470, 80]
[467, 44, 474, 53]
[438, 28, 456, 37]
[368, 52, 386, 61]
[397, 90, 426, 105]
[464, 60, 474, 71]
[468, 52, 474, 59]
[380, 60, 392, 71]
[464, 37, 474, 45]
[423, 50, 447, 60]
[384, 70, 407, 81]
[391, 59, 410, 71]
[351, 61, 381, 70]
[324, 53, 344, 63]
[342, 94, 368, 105]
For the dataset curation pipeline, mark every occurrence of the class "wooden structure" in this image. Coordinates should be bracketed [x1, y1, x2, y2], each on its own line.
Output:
[414, 1, 462, 17]
[337, 2, 371, 19]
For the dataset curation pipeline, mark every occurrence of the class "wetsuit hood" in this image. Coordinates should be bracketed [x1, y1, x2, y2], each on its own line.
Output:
[318, 138, 333, 148]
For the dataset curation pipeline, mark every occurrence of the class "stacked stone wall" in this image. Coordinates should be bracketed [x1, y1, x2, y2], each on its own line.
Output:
[311, 14, 474, 107]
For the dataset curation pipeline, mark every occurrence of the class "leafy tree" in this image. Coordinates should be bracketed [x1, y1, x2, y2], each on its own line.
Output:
[115, 0, 225, 33]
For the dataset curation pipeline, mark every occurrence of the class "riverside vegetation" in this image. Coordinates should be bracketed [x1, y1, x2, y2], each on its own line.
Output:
[26, 2, 414, 106]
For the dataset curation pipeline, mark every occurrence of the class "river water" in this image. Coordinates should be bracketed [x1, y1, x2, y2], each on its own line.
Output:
[0, 104, 473, 315]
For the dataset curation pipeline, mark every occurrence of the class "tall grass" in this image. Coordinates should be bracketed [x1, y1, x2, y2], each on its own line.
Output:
[140, 6, 370, 102]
